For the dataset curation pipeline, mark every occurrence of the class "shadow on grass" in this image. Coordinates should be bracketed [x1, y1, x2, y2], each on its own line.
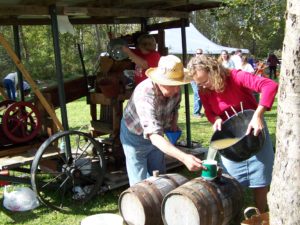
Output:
[0, 204, 51, 224]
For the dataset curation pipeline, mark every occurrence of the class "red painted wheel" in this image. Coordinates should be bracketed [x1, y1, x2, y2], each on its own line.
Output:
[0, 100, 15, 112]
[2, 101, 41, 143]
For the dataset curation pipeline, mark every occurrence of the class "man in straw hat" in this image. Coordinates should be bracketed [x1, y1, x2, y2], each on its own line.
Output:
[120, 55, 204, 186]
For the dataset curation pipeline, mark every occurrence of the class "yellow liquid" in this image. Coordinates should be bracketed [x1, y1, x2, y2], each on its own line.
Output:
[210, 138, 241, 150]
[206, 147, 218, 160]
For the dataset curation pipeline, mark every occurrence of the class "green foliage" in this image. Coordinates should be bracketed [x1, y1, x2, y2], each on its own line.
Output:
[0, 24, 140, 82]
[191, 0, 286, 58]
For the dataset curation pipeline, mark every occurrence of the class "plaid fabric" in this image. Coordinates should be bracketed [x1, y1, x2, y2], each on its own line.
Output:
[123, 79, 181, 139]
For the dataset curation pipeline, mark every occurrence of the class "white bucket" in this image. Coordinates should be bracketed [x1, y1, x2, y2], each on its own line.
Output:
[81, 213, 124, 225]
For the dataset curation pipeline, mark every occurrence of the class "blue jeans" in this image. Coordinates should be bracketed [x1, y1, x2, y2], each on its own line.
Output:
[191, 81, 202, 115]
[120, 119, 166, 186]
[3, 79, 16, 100]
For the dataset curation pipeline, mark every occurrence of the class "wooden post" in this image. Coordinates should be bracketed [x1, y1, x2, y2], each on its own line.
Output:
[0, 33, 63, 131]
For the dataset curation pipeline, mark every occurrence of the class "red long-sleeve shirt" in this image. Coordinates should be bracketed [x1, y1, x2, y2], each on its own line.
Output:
[132, 49, 161, 85]
[199, 69, 278, 123]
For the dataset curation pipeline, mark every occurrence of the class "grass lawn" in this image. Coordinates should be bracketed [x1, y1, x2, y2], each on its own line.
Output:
[0, 86, 277, 225]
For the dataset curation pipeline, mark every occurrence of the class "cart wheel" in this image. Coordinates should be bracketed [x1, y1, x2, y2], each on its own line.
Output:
[31, 130, 106, 212]
[2, 101, 41, 143]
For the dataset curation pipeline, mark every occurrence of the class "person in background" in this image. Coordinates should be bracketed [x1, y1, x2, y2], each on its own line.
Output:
[3, 72, 18, 100]
[267, 52, 280, 80]
[191, 49, 204, 117]
[231, 49, 242, 69]
[122, 34, 161, 86]
[218, 50, 235, 69]
[240, 55, 255, 73]
[120, 55, 204, 186]
[187, 55, 278, 212]
[248, 55, 256, 69]
[255, 60, 269, 78]
[16, 81, 31, 98]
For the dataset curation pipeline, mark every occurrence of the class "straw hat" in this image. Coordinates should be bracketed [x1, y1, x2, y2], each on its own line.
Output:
[145, 55, 191, 86]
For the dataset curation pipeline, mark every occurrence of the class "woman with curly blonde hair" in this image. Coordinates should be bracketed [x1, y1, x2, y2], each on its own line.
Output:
[187, 55, 278, 213]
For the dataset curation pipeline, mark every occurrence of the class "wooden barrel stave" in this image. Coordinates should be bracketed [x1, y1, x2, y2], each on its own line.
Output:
[119, 173, 189, 225]
[162, 174, 244, 225]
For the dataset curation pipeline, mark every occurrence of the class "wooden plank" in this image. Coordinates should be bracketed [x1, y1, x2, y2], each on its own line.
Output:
[65, 7, 189, 18]
[0, 143, 41, 158]
[0, 34, 63, 131]
[0, 6, 49, 16]
[0, 146, 60, 170]
[0, 5, 188, 18]
[146, 19, 188, 31]
[90, 120, 113, 134]
[89, 90, 132, 105]
[0, 17, 143, 26]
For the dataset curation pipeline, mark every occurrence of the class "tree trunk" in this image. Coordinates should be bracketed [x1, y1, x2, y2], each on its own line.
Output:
[268, 0, 300, 224]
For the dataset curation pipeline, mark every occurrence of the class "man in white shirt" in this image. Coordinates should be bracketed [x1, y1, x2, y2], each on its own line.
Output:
[231, 49, 242, 69]
[3, 72, 18, 100]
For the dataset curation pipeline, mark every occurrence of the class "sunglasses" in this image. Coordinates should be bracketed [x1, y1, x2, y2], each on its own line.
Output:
[196, 52, 202, 55]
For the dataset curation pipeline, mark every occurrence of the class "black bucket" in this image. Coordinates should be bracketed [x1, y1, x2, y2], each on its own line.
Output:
[210, 109, 265, 162]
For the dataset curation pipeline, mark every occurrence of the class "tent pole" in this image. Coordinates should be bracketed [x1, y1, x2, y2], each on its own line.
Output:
[181, 18, 192, 148]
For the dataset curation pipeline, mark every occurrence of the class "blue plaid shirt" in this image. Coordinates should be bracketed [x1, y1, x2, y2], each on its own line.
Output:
[123, 78, 181, 139]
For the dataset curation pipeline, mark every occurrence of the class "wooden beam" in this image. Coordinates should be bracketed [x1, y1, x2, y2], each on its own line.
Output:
[146, 19, 189, 31]
[64, 7, 189, 18]
[0, 34, 64, 131]
[0, 6, 49, 16]
[0, 6, 188, 18]
[0, 17, 143, 26]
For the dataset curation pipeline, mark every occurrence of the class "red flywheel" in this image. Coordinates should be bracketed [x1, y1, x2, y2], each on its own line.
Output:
[2, 101, 41, 143]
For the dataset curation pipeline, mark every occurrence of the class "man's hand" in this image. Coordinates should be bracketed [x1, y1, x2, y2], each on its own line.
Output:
[182, 154, 204, 171]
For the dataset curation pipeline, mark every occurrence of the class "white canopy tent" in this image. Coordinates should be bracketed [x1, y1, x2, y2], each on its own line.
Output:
[156, 23, 249, 55]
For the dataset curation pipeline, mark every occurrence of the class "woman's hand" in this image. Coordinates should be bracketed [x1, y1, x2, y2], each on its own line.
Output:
[213, 117, 223, 131]
[246, 105, 266, 136]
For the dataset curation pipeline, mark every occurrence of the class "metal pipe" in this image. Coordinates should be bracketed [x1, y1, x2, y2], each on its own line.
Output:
[181, 18, 191, 148]
[13, 25, 24, 101]
[77, 43, 88, 93]
[49, 5, 69, 132]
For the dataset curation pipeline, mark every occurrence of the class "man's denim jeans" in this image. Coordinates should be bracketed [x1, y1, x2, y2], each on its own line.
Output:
[120, 119, 166, 186]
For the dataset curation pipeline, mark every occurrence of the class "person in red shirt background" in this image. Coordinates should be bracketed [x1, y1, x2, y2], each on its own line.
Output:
[187, 55, 278, 213]
[122, 34, 161, 86]
[267, 52, 280, 80]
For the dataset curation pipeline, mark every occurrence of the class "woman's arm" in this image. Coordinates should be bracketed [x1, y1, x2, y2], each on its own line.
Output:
[233, 70, 278, 110]
[246, 105, 266, 136]
[122, 46, 149, 69]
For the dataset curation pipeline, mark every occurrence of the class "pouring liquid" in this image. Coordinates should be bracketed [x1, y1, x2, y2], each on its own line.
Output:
[207, 138, 241, 160]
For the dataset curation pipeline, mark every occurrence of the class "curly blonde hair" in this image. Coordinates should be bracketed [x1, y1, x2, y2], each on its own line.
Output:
[187, 55, 230, 93]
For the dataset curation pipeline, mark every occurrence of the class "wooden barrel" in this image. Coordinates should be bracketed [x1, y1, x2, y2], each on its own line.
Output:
[119, 173, 188, 225]
[162, 174, 244, 225]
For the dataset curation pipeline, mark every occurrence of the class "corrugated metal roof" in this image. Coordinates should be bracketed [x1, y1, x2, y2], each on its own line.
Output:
[0, 0, 223, 25]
